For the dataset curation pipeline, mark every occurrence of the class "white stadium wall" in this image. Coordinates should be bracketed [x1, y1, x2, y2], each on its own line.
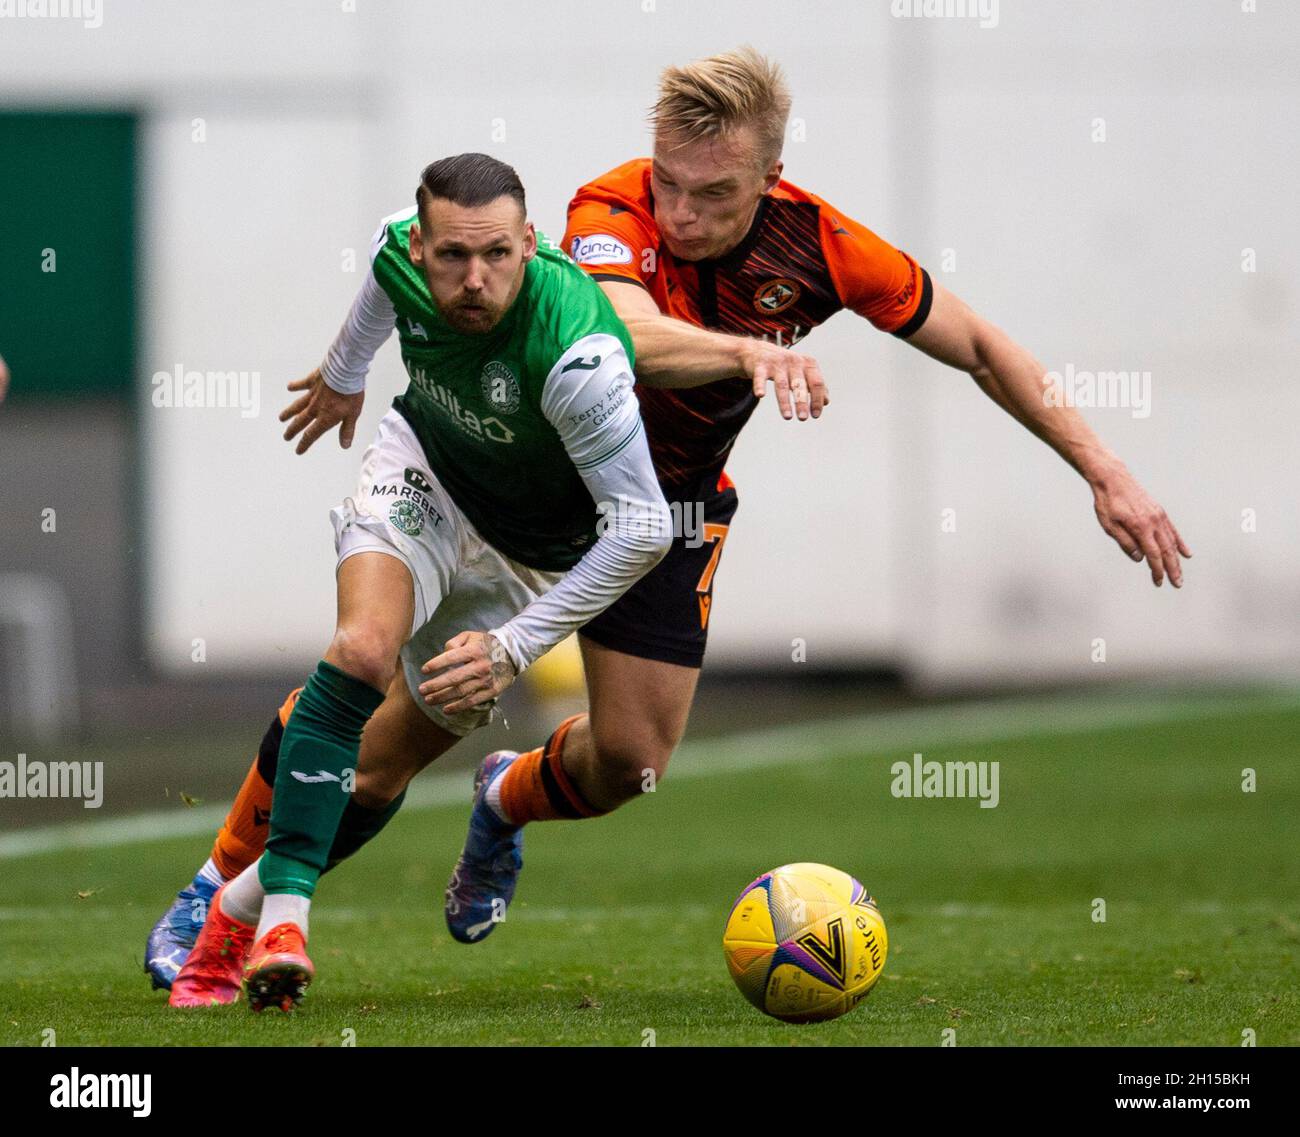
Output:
[2, 1, 1296, 686]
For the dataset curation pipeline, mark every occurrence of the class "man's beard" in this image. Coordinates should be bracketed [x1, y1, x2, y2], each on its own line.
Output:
[442, 299, 499, 334]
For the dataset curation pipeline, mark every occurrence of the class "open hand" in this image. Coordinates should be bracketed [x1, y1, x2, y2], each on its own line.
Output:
[738, 339, 828, 422]
[279, 369, 364, 455]
[1092, 464, 1191, 587]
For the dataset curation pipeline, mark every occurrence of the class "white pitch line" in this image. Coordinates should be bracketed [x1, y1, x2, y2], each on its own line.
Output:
[0, 803, 232, 861]
[0, 777, 470, 860]
[1, 688, 1295, 861]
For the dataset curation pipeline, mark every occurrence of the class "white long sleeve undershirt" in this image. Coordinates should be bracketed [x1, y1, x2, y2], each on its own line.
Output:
[489, 334, 671, 672]
[315, 253, 670, 672]
[319, 268, 395, 395]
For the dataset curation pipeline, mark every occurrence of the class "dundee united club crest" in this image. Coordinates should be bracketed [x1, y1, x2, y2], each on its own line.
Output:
[481, 360, 521, 414]
[388, 499, 424, 537]
[753, 277, 800, 314]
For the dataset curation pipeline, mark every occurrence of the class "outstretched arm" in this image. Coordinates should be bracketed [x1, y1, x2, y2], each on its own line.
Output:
[904, 282, 1190, 587]
[281, 224, 399, 454]
[599, 280, 828, 422]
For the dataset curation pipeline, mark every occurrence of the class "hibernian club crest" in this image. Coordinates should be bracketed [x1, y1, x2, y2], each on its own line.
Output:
[388, 499, 423, 537]
[481, 360, 521, 414]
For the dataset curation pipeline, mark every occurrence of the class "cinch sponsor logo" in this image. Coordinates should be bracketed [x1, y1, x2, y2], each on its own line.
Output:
[49, 1068, 151, 1117]
[570, 234, 633, 266]
[405, 362, 516, 444]
[0, 753, 104, 808]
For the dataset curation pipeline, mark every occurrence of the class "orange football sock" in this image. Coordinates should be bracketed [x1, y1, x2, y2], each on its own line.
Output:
[496, 714, 604, 825]
[210, 688, 301, 880]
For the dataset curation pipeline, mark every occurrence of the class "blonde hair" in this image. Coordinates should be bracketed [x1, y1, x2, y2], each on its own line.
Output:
[651, 46, 791, 168]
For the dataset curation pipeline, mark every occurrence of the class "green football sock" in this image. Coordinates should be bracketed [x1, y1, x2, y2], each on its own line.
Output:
[325, 790, 407, 871]
[259, 660, 384, 898]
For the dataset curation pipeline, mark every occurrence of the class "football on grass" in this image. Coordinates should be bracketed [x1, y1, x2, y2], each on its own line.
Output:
[722, 862, 888, 1023]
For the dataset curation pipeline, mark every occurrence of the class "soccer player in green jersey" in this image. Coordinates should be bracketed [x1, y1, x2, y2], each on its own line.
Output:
[167, 153, 671, 1011]
[151, 50, 1189, 995]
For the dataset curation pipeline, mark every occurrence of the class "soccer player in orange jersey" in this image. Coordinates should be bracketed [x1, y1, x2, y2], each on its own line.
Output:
[147, 48, 1188, 981]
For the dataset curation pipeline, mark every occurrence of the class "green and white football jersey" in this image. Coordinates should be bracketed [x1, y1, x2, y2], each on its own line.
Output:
[364, 209, 637, 572]
[317, 203, 669, 675]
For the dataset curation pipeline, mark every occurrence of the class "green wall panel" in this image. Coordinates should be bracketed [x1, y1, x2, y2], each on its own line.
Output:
[0, 111, 136, 399]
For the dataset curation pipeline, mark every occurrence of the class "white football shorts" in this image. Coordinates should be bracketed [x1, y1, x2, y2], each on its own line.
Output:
[330, 408, 564, 735]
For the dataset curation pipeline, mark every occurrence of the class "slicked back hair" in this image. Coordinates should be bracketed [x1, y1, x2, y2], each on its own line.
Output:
[416, 153, 526, 224]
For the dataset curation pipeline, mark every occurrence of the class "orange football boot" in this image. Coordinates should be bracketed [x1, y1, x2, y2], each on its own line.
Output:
[243, 922, 314, 1013]
[168, 885, 255, 1007]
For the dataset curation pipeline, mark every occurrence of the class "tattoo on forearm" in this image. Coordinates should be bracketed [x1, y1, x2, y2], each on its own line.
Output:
[487, 636, 515, 690]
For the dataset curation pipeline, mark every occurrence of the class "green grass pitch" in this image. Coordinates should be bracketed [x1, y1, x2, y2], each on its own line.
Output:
[2, 690, 1297, 1046]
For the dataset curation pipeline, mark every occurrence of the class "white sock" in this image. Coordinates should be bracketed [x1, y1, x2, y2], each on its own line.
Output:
[196, 856, 227, 888]
[485, 765, 513, 824]
[257, 893, 311, 941]
[219, 859, 265, 926]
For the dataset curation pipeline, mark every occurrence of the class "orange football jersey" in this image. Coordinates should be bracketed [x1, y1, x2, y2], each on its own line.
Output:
[564, 158, 931, 489]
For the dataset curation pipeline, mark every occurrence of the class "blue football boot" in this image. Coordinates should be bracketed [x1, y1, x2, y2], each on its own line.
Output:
[144, 870, 220, 990]
[445, 751, 523, 944]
